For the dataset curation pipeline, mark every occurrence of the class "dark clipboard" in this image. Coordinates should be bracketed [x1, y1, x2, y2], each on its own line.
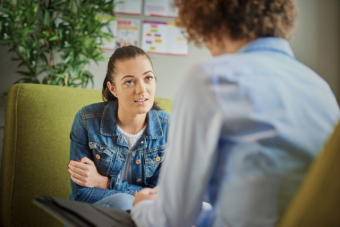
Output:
[33, 196, 136, 227]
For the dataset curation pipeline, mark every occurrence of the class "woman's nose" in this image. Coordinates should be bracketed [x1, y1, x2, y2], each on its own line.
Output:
[136, 82, 147, 94]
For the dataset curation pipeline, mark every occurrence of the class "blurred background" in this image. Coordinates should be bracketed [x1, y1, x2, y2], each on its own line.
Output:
[1, 0, 339, 159]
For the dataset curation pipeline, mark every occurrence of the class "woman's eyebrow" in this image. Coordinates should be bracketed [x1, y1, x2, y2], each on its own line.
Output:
[143, 70, 153, 75]
[121, 71, 153, 80]
[121, 75, 134, 80]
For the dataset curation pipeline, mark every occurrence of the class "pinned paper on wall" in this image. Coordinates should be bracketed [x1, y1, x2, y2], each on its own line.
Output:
[144, 0, 178, 18]
[99, 17, 140, 50]
[98, 16, 117, 50]
[142, 21, 188, 56]
[115, 18, 140, 47]
[114, 0, 142, 15]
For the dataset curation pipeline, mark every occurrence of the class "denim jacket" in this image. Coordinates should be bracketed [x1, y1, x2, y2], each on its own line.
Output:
[69, 100, 170, 204]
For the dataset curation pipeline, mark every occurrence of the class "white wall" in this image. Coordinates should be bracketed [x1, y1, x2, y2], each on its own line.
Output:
[1, 0, 340, 158]
[290, 0, 340, 101]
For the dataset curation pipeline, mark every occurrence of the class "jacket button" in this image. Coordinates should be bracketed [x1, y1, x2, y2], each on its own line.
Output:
[136, 159, 141, 164]
[141, 141, 144, 144]
[95, 154, 100, 160]
[136, 179, 141, 182]
[156, 156, 161, 162]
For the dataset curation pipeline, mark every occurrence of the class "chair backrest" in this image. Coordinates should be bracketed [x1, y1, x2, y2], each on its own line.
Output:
[0, 83, 172, 227]
[278, 121, 340, 227]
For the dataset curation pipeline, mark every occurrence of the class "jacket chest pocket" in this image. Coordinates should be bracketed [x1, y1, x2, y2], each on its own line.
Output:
[144, 149, 164, 178]
[89, 142, 115, 176]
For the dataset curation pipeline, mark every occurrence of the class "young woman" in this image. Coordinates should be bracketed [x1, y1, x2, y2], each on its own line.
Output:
[67, 46, 170, 210]
[131, 0, 340, 226]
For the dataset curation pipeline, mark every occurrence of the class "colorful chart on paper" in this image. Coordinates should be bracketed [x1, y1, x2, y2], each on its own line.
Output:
[142, 21, 187, 56]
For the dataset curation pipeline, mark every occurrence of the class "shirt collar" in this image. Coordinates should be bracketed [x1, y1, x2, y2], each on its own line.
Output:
[100, 100, 163, 139]
[238, 37, 295, 59]
[144, 109, 163, 139]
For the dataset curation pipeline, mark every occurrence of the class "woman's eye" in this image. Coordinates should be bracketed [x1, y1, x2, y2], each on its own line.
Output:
[146, 76, 154, 81]
[124, 80, 134, 85]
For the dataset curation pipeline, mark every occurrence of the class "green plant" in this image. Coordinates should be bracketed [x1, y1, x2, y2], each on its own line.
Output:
[0, 0, 115, 87]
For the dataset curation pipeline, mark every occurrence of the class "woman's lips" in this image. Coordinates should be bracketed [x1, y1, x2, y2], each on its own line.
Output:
[135, 98, 148, 105]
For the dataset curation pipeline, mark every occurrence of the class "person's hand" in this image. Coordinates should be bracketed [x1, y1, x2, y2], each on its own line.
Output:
[133, 188, 157, 206]
[67, 157, 110, 189]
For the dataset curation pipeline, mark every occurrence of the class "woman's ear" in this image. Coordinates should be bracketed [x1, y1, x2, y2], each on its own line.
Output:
[107, 82, 117, 97]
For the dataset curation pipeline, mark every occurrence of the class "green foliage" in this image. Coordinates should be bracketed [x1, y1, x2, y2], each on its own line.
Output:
[0, 0, 115, 88]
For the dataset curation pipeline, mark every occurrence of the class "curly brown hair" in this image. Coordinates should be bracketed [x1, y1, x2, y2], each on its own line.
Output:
[175, 0, 297, 45]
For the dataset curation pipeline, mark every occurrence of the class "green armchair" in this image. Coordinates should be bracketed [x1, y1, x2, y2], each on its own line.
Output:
[0, 83, 172, 227]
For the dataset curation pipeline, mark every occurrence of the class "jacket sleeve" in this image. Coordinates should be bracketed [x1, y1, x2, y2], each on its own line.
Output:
[110, 161, 162, 195]
[69, 109, 143, 202]
[110, 177, 144, 195]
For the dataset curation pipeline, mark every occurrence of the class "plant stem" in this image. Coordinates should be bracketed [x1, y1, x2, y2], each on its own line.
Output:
[64, 72, 68, 86]
[47, 48, 53, 85]
[49, 51, 53, 70]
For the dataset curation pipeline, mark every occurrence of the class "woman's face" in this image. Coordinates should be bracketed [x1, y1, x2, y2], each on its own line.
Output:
[108, 56, 156, 116]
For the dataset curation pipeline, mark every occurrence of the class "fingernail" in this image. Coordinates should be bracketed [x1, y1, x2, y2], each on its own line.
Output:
[77, 158, 82, 162]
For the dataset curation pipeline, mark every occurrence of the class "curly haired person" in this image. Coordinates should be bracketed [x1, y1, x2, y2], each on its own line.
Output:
[130, 0, 339, 226]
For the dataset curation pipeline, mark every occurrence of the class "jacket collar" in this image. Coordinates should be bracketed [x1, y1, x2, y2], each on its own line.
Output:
[238, 37, 295, 59]
[100, 100, 163, 139]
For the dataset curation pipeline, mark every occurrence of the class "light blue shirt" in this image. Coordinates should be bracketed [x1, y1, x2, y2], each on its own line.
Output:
[131, 38, 340, 227]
